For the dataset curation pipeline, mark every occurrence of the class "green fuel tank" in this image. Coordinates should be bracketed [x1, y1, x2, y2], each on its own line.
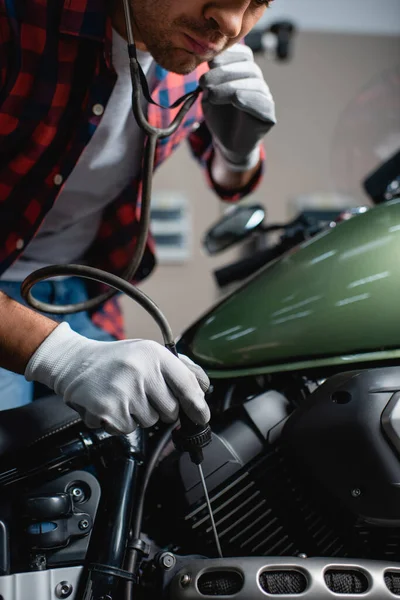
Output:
[178, 200, 400, 378]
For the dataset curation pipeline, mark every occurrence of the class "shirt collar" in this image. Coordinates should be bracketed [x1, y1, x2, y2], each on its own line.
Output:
[59, 0, 168, 83]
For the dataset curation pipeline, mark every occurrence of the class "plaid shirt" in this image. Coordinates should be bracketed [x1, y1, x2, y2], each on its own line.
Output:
[0, 0, 264, 339]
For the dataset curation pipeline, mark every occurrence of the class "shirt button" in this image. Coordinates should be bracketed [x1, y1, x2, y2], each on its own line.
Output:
[16, 238, 24, 250]
[92, 103, 104, 116]
[53, 173, 63, 186]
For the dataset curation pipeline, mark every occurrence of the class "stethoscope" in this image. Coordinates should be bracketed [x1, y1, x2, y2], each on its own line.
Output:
[21, 0, 223, 563]
[21, 0, 202, 350]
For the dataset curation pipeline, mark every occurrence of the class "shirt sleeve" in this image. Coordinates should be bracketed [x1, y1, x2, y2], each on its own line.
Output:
[187, 121, 265, 203]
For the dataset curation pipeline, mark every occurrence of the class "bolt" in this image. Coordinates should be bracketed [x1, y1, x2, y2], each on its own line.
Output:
[297, 553, 308, 559]
[180, 574, 191, 587]
[159, 552, 176, 570]
[30, 553, 46, 571]
[55, 581, 73, 598]
[79, 519, 90, 530]
[71, 487, 84, 500]
[351, 488, 362, 498]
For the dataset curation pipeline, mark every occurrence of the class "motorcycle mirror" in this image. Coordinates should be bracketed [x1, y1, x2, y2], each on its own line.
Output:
[203, 204, 266, 255]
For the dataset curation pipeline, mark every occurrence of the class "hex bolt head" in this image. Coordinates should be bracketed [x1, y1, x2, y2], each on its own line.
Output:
[55, 581, 73, 598]
[159, 552, 176, 569]
[79, 519, 90, 530]
[71, 487, 84, 500]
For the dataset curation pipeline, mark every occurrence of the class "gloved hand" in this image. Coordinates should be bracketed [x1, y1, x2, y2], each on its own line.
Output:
[200, 43, 276, 172]
[25, 322, 210, 435]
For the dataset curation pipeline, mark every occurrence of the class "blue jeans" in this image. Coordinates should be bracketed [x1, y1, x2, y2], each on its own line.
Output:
[0, 278, 117, 410]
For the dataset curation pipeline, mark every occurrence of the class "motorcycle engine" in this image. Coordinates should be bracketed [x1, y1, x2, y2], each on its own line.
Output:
[149, 367, 400, 564]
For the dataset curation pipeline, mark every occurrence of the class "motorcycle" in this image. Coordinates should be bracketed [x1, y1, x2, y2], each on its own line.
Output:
[202, 202, 367, 288]
[1, 150, 400, 599]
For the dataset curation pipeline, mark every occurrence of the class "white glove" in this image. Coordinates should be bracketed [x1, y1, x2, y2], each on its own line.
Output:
[25, 322, 210, 435]
[200, 43, 276, 172]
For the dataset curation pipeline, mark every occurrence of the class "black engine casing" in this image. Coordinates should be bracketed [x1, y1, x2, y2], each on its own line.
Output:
[151, 367, 400, 561]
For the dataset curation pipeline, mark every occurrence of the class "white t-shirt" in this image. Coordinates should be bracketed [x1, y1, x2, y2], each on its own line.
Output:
[3, 29, 156, 281]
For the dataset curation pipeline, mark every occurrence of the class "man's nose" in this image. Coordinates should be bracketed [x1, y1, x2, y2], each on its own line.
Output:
[204, 1, 247, 39]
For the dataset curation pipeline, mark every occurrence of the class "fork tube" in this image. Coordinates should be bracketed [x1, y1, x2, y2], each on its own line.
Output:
[77, 431, 144, 600]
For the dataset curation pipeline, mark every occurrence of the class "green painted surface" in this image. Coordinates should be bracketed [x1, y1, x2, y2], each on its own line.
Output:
[204, 349, 400, 379]
[179, 200, 400, 373]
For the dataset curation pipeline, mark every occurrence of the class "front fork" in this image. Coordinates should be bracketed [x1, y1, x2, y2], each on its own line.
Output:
[76, 430, 145, 600]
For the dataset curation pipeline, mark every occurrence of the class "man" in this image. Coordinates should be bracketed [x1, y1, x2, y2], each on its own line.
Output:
[0, 0, 276, 433]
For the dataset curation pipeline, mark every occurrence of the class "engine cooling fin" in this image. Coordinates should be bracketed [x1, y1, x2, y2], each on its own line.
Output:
[184, 446, 400, 560]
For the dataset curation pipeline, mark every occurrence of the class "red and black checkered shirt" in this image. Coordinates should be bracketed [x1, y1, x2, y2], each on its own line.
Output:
[0, 0, 264, 338]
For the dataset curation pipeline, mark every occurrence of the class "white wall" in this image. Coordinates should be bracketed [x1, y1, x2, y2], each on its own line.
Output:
[256, 0, 400, 36]
[121, 30, 400, 342]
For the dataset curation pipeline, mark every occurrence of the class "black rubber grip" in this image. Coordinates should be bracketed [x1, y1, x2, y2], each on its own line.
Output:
[214, 245, 282, 287]
[166, 342, 212, 464]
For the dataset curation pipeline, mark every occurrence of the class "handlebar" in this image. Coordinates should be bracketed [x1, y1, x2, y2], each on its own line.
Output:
[213, 210, 346, 288]
[214, 243, 286, 287]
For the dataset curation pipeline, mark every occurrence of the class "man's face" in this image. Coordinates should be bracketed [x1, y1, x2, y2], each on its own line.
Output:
[130, 0, 271, 74]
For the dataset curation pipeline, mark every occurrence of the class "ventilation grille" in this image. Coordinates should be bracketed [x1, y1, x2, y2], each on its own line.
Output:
[186, 448, 345, 557]
[352, 524, 400, 560]
[385, 571, 400, 595]
[259, 570, 307, 595]
[185, 446, 400, 560]
[197, 571, 243, 596]
[324, 569, 369, 594]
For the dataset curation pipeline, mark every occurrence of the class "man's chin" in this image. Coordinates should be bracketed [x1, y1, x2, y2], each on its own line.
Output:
[155, 48, 204, 75]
